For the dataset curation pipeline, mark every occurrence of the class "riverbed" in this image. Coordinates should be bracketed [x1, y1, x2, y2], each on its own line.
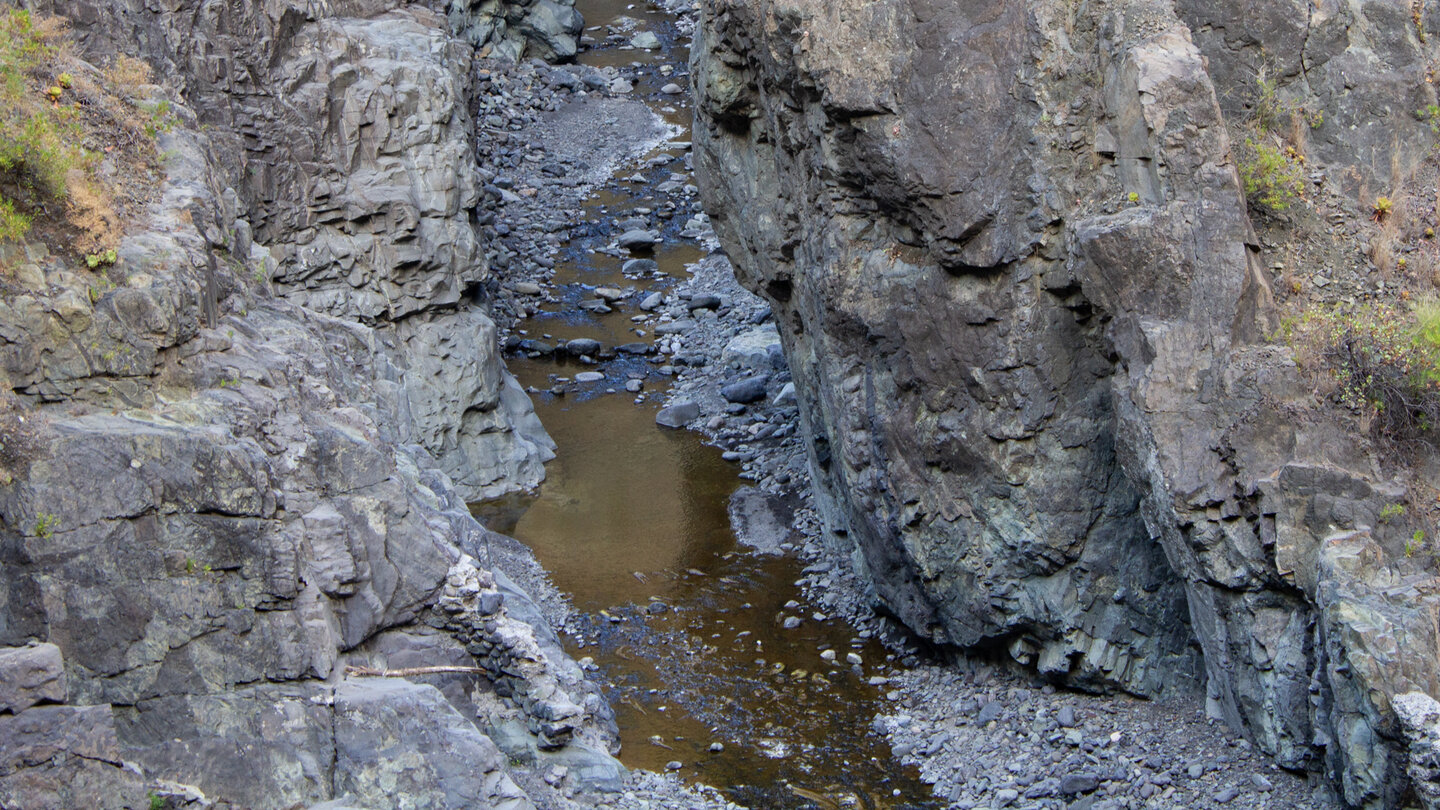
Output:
[472, 0, 940, 806]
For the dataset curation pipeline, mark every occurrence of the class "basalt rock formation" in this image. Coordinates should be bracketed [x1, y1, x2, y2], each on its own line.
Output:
[0, 2, 624, 808]
[693, 0, 1440, 805]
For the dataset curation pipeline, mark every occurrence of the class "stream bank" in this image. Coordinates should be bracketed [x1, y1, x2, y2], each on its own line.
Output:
[466, 1, 942, 806]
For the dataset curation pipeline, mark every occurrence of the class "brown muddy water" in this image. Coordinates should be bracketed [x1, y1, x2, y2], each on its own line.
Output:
[474, 1, 940, 805]
[478, 374, 938, 808]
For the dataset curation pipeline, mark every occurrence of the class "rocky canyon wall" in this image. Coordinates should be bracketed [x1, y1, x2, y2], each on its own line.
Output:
[0, 1, 619, 807]
[693, 0, 1440, 805]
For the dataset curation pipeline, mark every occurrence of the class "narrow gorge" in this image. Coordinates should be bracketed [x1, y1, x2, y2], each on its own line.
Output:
[1, 0, 1439, 809]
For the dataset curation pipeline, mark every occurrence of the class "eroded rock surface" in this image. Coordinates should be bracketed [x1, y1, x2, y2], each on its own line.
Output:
[0, 2, 627, 808]
[38, 0, 556, 502]
[693, 0, 1440, 805]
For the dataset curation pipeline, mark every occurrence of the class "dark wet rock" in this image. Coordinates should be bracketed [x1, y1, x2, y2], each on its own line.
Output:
[656, 402, 701, 428]
[720, 376, 768, 404]
[687, 293, 723, 310]
[519, 339, 558, 355]
[618, 229, 661, 250]
[1060, 773, 1100, 795]
[565, 338, 603, 356]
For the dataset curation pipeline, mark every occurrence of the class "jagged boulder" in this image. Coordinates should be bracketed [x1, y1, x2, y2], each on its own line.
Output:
[448, 0, 584, 62]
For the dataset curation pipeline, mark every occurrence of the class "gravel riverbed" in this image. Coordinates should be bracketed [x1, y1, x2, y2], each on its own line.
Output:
[466, 7, 1346, 809]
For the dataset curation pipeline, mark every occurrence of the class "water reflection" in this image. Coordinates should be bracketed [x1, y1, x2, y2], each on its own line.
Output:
[487, 375, 737, 609]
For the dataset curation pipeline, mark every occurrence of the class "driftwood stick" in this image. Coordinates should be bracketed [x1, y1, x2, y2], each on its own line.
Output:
[346, 665, 488, 678]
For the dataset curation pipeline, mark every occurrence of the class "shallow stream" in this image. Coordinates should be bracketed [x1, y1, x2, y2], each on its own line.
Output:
[475, 3, 939, 806]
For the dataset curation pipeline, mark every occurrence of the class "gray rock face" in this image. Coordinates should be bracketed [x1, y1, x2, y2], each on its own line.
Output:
[334, 679, 533, 810]
[0, 702, 148, 810]
[694, 0, 1440, 805]
[0, 3, 609, 809]
[0, 644, 66, 714]
[37, 0, 554, 503]
[1394, 692, 1440, 810]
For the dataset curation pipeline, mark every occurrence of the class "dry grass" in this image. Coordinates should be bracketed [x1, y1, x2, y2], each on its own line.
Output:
[0, 9, 165, 270]
[1372, 218, 1400, 277]
[102, 54, 151, 94]
[65, 169, 120, 254]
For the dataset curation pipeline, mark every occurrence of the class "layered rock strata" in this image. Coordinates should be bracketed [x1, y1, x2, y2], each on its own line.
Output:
[693, 0, 1440, 805]
[43, 0, 556, 502]
[0, 2, 622, 808]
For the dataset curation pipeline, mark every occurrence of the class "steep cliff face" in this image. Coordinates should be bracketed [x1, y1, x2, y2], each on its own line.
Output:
[0, 2, 618, 807]
[693, 0, 1440, 805]
[43, 0, 555, 502]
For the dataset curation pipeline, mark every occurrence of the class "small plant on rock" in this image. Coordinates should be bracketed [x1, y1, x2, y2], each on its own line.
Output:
[1239, 138, 1305, 214]
[1374, 196, 1394, 222]
[85, 247, 117, 268]
[1419, 104, 1440, 134]
[31, 512, 57, 538]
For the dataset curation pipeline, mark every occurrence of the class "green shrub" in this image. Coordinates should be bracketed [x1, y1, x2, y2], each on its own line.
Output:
[1286, 300, 1440, 447]
[0, 197, 29, 241]
[1239, 138, 1305, 213]
[140, 99, 176, 138]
